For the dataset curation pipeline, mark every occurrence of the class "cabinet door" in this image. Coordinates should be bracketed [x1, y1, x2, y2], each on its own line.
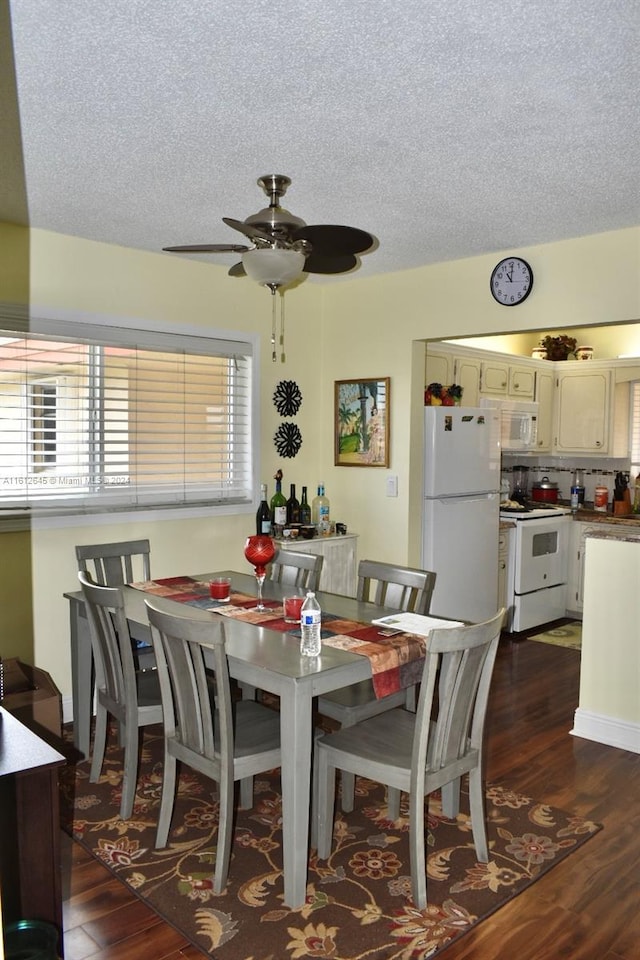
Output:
[454, 355, 481, 406]
[278, 535, 358, 596]
[425, 349, 453, 389]
[480, 360, 509, 396]
[555, 369, 612, 453]
[509, 365, 536, 399]
[497, 529, 510, 613]
[535, 369, 554, 452]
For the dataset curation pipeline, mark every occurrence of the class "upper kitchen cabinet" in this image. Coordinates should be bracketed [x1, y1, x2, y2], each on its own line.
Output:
[554, 366, 612, 453]
[425, 347, 481, 406]
[424, 348, 453, 389]
[479, 358, 509, 396]
[535, 367, 554, 452]
[508, 365, 536, 399]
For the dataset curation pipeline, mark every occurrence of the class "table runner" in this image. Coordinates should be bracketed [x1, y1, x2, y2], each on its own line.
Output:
[130, 576, 426, 699]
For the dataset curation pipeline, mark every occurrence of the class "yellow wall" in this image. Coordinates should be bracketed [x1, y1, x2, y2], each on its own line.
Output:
[18, 225, 640, 710]
[0, 222, 33, 662]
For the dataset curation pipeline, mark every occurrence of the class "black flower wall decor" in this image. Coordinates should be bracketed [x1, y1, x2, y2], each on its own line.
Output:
[273, 380, 302, 417]
[274, 422, 302, 458]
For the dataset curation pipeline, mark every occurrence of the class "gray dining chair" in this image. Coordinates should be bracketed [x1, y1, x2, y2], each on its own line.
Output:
[316, 560, 436, 808]
[78, 571, 163, 819]
[316, 607, 505, 910]
[270, 547, 324, 592]
[75, 539, 151, 586]
[145, 597, 282, 895]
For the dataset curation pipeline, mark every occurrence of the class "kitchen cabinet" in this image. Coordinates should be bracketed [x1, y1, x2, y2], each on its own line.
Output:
[454, 354, 481, 406]
[480, 359, 509, 396]
[278, 533, 358, 596]
[535, 367, 554, 452]
[554, 367, 612, 453]
[498, 526, 511, 615]
[566, 518, 640, 615]
[508, 365, 536, 399]
[425, 348, 453, 389]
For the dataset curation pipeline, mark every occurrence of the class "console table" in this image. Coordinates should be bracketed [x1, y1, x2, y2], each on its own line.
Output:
[0, 708, 66, 954]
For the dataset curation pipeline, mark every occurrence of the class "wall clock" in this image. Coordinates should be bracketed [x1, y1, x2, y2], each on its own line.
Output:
[274, 422, 302, 458]
[273, 380, 302, 417]
[490, 257, 533, 306]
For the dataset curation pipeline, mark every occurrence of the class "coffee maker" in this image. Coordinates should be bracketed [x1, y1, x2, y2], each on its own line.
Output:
[511, 464, 530, 506]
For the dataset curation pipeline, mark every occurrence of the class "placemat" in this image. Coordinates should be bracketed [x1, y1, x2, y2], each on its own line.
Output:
[130, 576, 426, 698]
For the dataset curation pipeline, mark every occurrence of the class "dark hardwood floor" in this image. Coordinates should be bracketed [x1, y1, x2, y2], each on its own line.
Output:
[59, 636, 639, 960]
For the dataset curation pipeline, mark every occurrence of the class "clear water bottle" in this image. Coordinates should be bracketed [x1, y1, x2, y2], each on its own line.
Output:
[300, 591, 322, 657]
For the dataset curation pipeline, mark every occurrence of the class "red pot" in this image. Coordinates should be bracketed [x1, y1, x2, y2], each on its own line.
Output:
[531, 477, 559, 503]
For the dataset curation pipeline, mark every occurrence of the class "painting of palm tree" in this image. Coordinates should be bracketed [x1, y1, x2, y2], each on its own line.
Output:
[334, 378, 389, 467]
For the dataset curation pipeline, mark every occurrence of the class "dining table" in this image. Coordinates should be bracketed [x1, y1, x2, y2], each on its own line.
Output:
[64, 569, 422, 909]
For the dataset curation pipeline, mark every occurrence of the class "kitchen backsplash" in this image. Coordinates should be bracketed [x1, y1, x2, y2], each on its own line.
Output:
[501, 454, 631, 503]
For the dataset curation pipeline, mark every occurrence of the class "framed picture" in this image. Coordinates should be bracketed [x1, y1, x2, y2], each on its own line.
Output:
[334, 378, 390, 467]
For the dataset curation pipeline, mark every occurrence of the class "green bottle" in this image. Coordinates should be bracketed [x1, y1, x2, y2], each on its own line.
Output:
[270, 469, 287, 537]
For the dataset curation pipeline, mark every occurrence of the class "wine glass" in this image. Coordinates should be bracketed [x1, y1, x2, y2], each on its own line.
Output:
[244, 534, 276, 611]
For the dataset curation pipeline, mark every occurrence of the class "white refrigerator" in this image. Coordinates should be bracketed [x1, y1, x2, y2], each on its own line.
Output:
[421, 406, 501, 623]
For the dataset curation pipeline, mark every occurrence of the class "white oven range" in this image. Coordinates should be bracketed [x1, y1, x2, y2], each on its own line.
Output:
[501, 506, 572, 632]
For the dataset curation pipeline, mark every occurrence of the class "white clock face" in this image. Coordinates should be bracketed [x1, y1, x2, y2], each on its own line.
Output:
[490, 258, 533, 305]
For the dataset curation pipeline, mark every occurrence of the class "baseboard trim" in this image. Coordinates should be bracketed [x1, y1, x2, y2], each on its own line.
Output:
[571, 707, 640, 754]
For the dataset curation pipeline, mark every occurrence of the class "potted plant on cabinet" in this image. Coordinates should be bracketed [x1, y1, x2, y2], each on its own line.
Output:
[540, 335, 577, 361]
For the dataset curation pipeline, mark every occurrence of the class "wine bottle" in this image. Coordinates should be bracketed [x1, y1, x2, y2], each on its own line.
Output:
[299, 485, 311, 525]
[286, 483, 300, 524]
[311, 482, 330, 531]
[256, 483, 271, 535]
[270, 469, 287, 538]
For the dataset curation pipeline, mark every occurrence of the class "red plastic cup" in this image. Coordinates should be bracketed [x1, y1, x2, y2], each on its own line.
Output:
[283, 595, 304, 623]
[209, 577, 231, 601]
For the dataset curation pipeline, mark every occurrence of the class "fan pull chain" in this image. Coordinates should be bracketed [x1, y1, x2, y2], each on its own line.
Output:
[270, 288, 277, 362]
[280, 294, 286, 363]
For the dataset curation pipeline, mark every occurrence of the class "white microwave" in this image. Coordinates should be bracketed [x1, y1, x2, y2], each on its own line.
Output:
[479, 398, 539, 451]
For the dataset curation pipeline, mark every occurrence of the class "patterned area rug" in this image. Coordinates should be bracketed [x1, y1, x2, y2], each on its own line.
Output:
[60, 726, 600, 960]
[528, 621, 582, 650]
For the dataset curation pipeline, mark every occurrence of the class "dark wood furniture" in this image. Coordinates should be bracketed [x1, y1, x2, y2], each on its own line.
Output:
[0, 707, 66, 955]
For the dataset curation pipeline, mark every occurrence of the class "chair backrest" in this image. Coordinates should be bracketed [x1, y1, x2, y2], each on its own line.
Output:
[75, 539, 151, 586]
[145, 598, 232, 775]
[414, 608, 505, 776]
[270, 548, 324, 592]
[78, 571, 138, 711]
[356, 560, 436, 614]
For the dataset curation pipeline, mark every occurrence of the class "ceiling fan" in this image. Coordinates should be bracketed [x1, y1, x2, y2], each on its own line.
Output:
[163, 173, 375, 287]
[162, 174, 375, 362]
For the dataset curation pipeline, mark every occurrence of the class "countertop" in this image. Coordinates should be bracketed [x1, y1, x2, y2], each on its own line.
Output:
[569, 507, 640, 528]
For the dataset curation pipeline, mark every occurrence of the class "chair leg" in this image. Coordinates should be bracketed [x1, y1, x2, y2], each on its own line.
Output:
[340, 771, 355, 812]
[468, 766, 489, 862]
[90, 704, 108, 783]
[239, 775, 254, 809]
[119, 721, 139, 819]
[214, 774, 235, 894]
[156, 752, 177, 848]
[441, 777, 461, 819]
[409, 788, 427, 910]
[387, 786, 401, 820]
[316, 747, 337, 860]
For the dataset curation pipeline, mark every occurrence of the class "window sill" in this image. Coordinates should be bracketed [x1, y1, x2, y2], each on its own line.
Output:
[0, 501, 252, 533]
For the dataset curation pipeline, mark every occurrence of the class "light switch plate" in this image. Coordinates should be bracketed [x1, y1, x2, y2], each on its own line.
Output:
[386, 474, 398, 497]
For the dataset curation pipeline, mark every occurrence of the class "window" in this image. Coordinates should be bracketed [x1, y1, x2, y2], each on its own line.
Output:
[630, 380, 640, 480]
[0, 308, 257, 518]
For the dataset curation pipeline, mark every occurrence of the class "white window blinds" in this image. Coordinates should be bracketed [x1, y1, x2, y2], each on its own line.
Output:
[630, 380, 640, 478]
[0, 309, 255, 516]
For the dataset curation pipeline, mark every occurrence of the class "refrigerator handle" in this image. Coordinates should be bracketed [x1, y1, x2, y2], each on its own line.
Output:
[427, 492, 499, 505]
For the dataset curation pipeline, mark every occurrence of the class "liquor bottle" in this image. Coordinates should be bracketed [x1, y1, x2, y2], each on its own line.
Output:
[256, 483, 272, 535]
[299, 485, 311, 525]
[300, 591, 322, 657]
[311, 482, 330, 530]
[286, 483, 300, 525]
[270, 469, 287, 538]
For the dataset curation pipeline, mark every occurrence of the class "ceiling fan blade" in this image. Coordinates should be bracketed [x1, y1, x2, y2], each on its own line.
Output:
[222, 217, 275, 243]
[163, 243, 249, 253]
[303, 253, 358, 274]
[293, 224, 373, 256]
[228, 261, 246, 277]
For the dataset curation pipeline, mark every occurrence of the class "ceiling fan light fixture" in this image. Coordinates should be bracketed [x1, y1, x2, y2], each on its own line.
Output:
[242, 247, 306, 287]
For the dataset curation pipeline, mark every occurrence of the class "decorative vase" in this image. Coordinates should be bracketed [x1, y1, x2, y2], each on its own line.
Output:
[244, 534, 276, 611]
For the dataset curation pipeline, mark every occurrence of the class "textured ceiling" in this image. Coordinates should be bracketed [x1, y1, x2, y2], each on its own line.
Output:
[3, 0, 639, 281]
